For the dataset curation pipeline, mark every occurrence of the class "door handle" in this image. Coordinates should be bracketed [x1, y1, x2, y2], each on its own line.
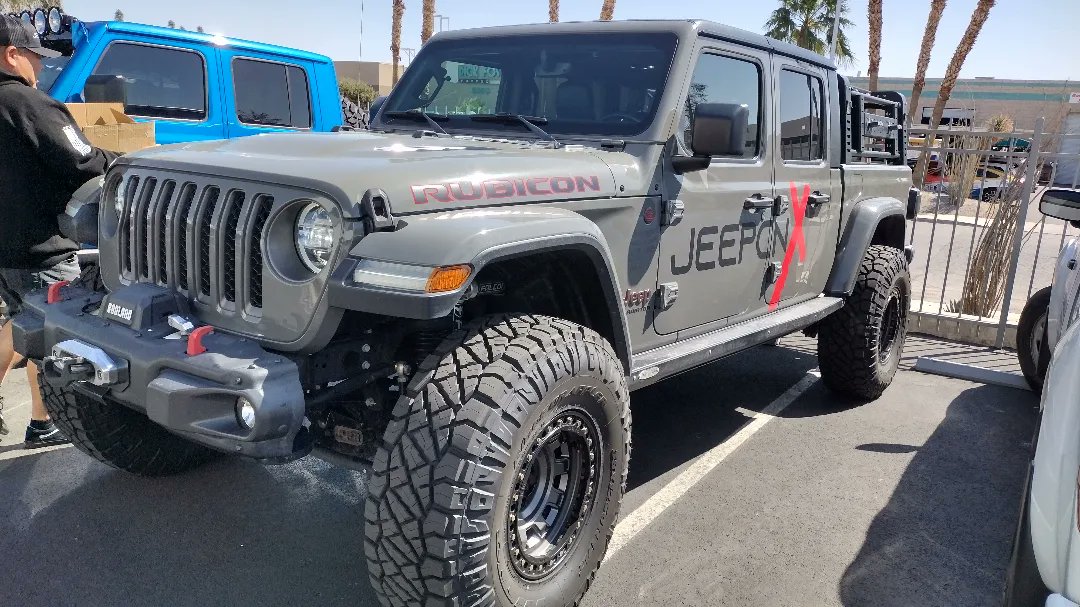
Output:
[743, 194, 772, 211]
[807, 191, 831, 206]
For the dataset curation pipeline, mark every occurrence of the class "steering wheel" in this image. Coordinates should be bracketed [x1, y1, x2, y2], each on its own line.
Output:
[599, 112, 639, 123]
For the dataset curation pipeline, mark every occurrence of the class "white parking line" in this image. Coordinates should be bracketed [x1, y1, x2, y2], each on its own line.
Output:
[604, 370, 820, 562]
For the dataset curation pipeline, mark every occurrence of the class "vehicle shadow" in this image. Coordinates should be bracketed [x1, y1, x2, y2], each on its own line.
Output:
[0, 341, 827, 607]
[626, 342, 819, 492]
[0, 449, 382, 607]
[837, 384, 1037, 607]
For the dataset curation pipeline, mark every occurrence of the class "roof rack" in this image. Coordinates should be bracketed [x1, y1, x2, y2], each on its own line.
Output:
[842, 78, 906, 165]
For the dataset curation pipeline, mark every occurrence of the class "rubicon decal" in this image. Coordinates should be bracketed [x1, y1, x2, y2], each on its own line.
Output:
[768, 182, 810, 311]
[411, 175, 603, 205]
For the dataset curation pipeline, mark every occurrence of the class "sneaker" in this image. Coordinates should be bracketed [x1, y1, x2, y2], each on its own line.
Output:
[24, 421, 70, 449]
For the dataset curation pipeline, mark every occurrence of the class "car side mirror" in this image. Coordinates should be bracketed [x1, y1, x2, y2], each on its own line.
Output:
[691, 103, 749, 158]
[370, 95, 388, 121]
[673, 103, 749, 174]
[1040, 188, 1080, 225]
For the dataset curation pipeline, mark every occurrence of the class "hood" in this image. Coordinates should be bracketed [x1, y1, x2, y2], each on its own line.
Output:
[126, 131, 631, 217]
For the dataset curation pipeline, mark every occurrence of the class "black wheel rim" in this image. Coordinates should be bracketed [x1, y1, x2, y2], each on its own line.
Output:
[879, 289, 903, 364]
[508, 410, 600, 581]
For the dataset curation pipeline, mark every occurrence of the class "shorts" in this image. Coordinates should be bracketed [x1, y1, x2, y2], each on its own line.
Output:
[0, 255, 81, 317]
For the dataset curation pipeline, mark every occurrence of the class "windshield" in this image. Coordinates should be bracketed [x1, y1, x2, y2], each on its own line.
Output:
[37, 56, 70, 93]
[381, 33, 679, 138]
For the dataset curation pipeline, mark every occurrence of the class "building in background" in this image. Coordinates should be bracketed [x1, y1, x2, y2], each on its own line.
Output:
[334, 61, 396, 96]
[849, 76, 1076, 133]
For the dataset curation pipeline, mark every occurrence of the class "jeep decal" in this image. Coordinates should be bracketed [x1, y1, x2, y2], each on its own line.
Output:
[411, 175, 603, 205]
[768, 183, 810, 311]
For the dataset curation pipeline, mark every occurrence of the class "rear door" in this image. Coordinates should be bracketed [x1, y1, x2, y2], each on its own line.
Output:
[767, 58, 838, 309]
[656, 42, 774, 335]
[80, 39, 226, 144]
[219, 54, 315, 139]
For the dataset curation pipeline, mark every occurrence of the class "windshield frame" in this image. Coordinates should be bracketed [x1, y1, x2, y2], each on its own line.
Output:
[376, 32, 680, 142]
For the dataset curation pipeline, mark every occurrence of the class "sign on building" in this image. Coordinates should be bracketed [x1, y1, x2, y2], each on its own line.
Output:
[1069, 92, 1080, 104]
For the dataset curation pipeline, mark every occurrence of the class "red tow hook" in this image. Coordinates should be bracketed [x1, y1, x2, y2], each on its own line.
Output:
[186, 326, 215, 356]
[46, 281, 71, 304]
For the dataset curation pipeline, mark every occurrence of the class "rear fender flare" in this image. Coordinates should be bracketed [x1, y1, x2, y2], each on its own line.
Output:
[825, 197, 907, 296]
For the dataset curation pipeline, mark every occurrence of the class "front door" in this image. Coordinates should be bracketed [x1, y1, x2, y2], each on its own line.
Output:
[656, 44, 775, 335]
[767, 59, 839, 309]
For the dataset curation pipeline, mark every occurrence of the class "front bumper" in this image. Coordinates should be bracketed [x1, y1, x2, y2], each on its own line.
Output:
[12, 283, 309, 461]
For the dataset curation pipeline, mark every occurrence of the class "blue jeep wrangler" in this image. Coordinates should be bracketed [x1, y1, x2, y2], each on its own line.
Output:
[10, 7, 362, 144]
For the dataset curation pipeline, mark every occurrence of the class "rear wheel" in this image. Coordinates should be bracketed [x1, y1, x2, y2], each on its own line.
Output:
[1017, 286, 1052, 393]
[364, 315, 631, 607]
[818, 245, 911, 400]
[39, 377, 218, 476]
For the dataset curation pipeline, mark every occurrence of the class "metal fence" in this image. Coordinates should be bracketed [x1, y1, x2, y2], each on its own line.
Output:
[907, 116, 1080, 349]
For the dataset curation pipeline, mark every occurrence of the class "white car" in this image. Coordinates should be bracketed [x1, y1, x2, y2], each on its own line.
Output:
[1006, 187, 1080, 606]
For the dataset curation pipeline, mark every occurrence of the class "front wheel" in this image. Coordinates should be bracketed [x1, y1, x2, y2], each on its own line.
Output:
[364, 315, 631, 607]
[1017, 286, 1052, 393]
[39, 376, 218, 476]
[818, 245, 911, 400]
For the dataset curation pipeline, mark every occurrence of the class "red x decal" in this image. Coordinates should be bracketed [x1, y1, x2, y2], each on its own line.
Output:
[768, 182, 810, 311]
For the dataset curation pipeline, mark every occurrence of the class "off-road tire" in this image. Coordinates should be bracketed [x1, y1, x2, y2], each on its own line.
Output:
[818, 245, 910, 400]
[1017, 286, 1051, 393]
[38, 376, 218, 476]
[364, 314, 631, 607]
[341, 96, 368, 129]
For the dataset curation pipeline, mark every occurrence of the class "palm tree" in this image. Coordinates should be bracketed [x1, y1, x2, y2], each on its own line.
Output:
[114, 9, 124, 21]
[599, 0, 615, 21]
[913, 0, 995, 184]
[765, 0, 854, 65]
[167, 20, 176, 28]
[867, 0, 882, 91]
[908, 0, 947, 128]
[421, 0, 435, 44]
[548, 0, 559, 23]
[391, 0, 405, 84]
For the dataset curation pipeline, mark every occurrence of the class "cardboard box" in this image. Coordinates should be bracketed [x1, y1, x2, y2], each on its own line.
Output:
[65, 103, 156, 154]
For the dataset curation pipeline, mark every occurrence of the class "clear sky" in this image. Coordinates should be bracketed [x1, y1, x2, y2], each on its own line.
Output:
[64, 0, 1079, 81]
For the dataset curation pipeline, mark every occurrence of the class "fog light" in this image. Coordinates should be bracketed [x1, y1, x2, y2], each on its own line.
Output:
[236, 397, 256, 430]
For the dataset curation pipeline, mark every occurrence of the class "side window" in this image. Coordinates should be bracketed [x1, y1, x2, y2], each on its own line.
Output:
[233, 59, 312, 128]
[778, 70, 825, 161]
[681, 53, 761, 157]
[87, 43, 206, 120]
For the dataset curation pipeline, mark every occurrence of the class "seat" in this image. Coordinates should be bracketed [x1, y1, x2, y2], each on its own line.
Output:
[556, 80, 594, 121]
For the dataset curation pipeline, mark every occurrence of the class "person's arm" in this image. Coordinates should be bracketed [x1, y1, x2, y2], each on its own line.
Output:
[19, 93, 118, 199]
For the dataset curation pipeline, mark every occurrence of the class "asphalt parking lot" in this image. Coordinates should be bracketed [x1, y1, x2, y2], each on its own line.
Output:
[0, 335, 1037, 607]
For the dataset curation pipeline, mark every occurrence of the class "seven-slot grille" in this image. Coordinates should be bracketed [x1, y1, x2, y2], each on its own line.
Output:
[117, 173, 275, 314]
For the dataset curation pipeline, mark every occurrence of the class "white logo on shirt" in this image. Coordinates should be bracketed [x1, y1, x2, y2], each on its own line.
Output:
[62, 124, 92, 156]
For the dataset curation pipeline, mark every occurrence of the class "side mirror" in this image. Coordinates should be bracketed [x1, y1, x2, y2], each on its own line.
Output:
[1040, 188, 1080, 223]
[690, 102, 749, 158]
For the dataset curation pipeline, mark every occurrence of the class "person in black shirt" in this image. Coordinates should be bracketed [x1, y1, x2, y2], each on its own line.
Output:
[0, 15, 116, 447]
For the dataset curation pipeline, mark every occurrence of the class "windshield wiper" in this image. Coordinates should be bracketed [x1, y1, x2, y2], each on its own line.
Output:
[383, 110, 450, 136]
[469, 113, 562, 149]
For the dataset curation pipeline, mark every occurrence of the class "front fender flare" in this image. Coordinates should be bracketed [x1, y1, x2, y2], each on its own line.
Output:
[825, 197, 907, 297]
[327, 206, 633, 371]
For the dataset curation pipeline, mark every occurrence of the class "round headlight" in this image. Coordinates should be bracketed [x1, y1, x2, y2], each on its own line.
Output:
[32, 9, 47, 35]
[47, 7, 63, 34]
[19, 11, 31, 28]
[295, 202, 335, 273]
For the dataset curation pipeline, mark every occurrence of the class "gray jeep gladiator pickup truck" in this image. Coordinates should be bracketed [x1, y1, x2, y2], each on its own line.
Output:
[13, 19, 916, 607]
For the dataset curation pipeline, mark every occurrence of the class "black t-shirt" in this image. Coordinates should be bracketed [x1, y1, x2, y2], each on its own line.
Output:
[0, 71, 117, 268]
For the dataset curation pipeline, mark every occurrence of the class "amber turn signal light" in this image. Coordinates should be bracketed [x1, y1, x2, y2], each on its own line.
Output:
[426, 265, 472, 293]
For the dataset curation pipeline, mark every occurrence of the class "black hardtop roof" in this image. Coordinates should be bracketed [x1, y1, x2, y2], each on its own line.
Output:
[432, 19, 836, 71]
